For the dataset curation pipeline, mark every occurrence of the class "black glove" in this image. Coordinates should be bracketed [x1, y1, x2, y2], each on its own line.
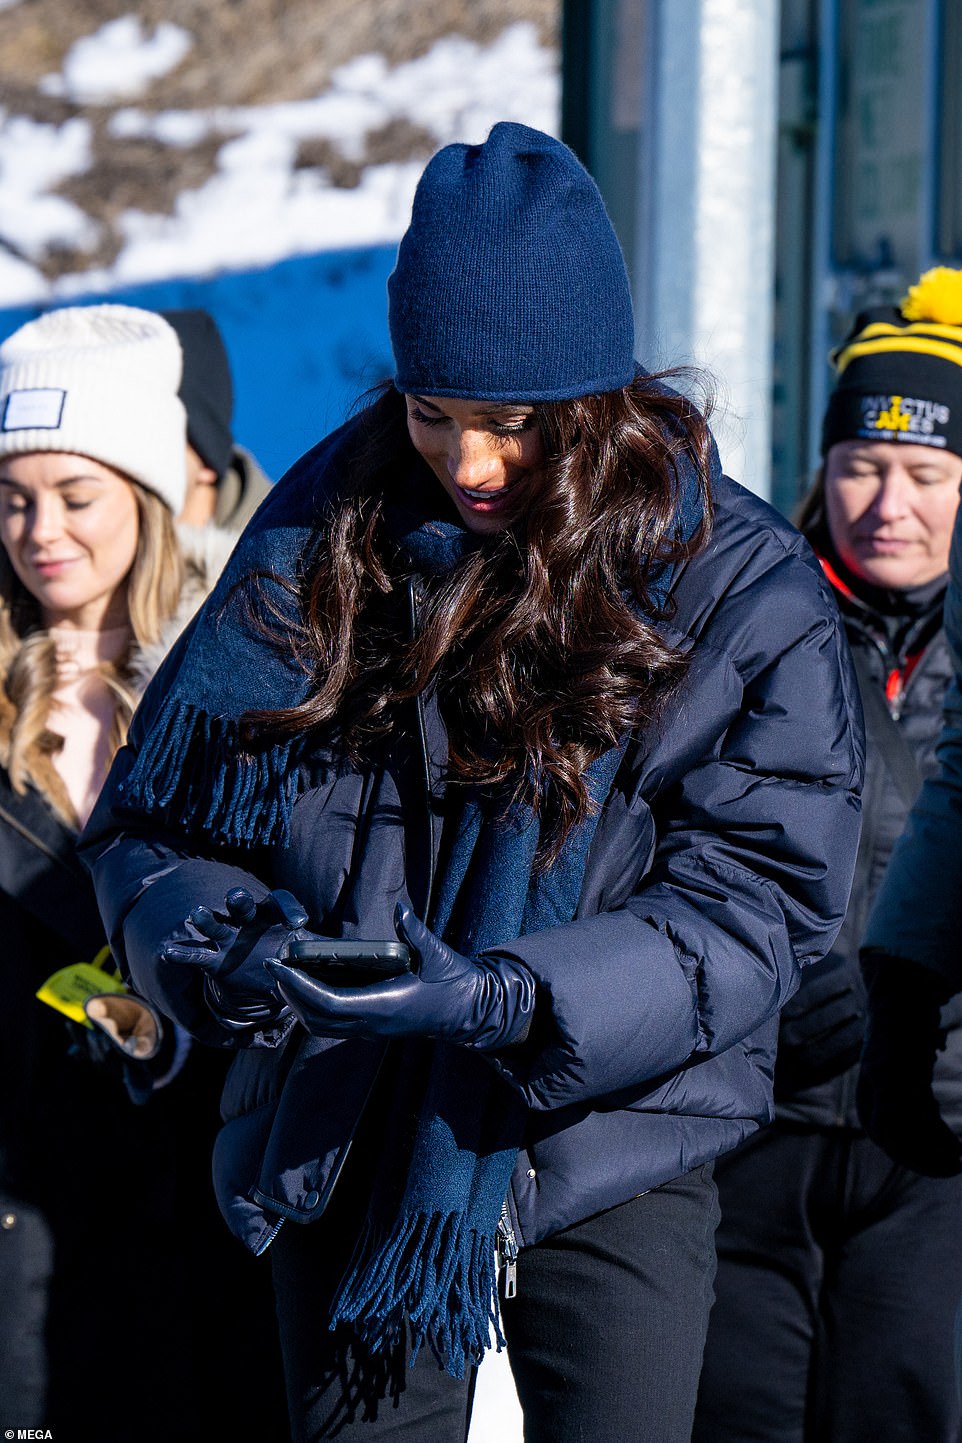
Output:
[775, 953, 865, 1093]
[857, 952, 962, 1177]
[267, 902, 536, 1051]
[161, 887, 309, 1033]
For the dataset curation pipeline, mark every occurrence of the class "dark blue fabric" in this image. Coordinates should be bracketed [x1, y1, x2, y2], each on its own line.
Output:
[329, 744, 628, 1374]
[81, 445, 864, 1391]
[388, 123, 636, 402]
[431, 748, 626, 954]
[119, 419, 471, 846]
[114, 433, 700, 1377]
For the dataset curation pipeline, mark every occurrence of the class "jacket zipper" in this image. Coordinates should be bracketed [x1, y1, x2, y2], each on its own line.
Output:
[830, 614, 937, 1126]
[253, 1213, 286, 1256]
[496, 1200, 519, 1299]
[846, 612, 937, 722]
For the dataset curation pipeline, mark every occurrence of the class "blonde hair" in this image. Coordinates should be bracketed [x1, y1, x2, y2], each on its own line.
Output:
[0, 479, 184, 802]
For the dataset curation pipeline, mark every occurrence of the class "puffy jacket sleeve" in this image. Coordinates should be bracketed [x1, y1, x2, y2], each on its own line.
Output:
[862, 503, 962, 982]
[493, 489, 864, 1110]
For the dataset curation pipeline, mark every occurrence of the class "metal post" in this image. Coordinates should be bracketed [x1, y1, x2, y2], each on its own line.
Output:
[634, 0, 780, 499]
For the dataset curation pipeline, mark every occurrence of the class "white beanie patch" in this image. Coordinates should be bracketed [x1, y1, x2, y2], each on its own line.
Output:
[0, 304, 187, 516]
[3, 389, 67, 431]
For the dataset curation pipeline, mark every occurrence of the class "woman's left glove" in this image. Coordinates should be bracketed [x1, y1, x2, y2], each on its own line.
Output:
[775, 953, 865, 1091]
[267, 902, 536, 1051]
[162, 887, 310, 1033]
[84, 991, 164, 1060]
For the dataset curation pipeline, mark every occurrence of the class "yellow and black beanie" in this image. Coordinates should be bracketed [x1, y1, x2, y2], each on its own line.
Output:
[821, 266, 962, 457]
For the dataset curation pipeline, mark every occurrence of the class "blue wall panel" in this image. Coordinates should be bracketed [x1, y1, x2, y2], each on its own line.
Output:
[0, 244, 399, 484]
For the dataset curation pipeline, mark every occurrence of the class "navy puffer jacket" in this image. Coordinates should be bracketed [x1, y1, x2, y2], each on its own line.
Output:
[81, 467, 863, 1254]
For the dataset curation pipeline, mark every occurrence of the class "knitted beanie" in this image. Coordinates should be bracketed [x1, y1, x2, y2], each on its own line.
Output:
[0, 303, 187, 513]
[822, 266, 962, 457]
[389, 122, 636, 401]
[161, 308, 234, 479]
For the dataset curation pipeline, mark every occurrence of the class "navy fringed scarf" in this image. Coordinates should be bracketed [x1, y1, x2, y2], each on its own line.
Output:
[120, 410, 707, 1376]
[327, 741, 627, 1375]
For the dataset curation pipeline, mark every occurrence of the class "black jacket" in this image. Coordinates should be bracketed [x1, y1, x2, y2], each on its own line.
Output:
[775, 548, 951, 1128]
[0, 770, 108, 1190]
[0, 538, 288, 1440]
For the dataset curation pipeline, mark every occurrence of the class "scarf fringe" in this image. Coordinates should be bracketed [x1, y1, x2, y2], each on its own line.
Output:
[330, 1211, 505, 1380]
[120, 696, 301, 847]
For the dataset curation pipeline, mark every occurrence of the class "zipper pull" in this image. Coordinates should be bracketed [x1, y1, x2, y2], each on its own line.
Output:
[497, 1200, 520, 1299]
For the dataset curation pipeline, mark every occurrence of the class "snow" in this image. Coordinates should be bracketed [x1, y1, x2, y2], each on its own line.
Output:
[0, 251, 48, 308]
[40, 17, 193, 105]
[0, 19, 558, 305]
[469, 1345, 524, 1439]
[105, 22, 556, 154]
[0, 114, 97, 261]
[110, 107, 211, 149]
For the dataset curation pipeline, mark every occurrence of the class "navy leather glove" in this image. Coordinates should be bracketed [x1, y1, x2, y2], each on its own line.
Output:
[266, 902, 536, 1051]
[775, 953, 865, 1093]
[857, 952, 962, 1177]
[162, 887, 309, 1033]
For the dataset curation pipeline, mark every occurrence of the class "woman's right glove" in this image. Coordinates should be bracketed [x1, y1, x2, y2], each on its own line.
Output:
[267, 902, 535, 1051]
[161, 887, 310, 1033]
[857, 951, 962, 1177]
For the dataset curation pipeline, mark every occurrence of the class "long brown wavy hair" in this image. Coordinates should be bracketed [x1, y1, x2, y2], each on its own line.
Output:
[250, 373, 714, 864]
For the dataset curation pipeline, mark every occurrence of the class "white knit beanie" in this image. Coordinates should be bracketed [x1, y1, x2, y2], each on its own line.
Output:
[0, 303, 187, 514]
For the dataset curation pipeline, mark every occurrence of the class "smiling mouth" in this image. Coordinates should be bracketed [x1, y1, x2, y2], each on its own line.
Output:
[31, 557, 80, 572]
[455, 476, 524, 507]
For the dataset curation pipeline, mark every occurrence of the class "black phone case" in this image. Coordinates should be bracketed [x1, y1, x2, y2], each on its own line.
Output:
[287, 938, 411, 986]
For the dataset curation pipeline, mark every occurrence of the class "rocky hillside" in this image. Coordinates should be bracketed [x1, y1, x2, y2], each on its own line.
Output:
[0, 0, 559, 287]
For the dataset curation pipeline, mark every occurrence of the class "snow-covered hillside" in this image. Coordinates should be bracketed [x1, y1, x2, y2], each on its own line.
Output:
[0, 3, 559, 306]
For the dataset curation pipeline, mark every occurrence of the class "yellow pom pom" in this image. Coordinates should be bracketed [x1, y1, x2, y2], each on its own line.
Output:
[901, 266, 962, 325]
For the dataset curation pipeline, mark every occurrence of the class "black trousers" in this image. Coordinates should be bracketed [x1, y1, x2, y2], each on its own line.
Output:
[693, 1124, 962, 1443]
[271, 1162, 719, 1442]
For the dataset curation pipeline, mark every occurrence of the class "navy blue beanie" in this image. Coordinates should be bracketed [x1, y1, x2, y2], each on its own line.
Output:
[389, 122, 637, 402]
[160, 308, 234, 479]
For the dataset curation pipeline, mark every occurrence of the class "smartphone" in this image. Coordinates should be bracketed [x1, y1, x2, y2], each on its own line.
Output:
[286, 938, 412, 987]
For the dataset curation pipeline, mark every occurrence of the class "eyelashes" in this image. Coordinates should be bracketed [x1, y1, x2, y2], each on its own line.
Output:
[407, 407, 446, 427]
[407, 407, 537, 436]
